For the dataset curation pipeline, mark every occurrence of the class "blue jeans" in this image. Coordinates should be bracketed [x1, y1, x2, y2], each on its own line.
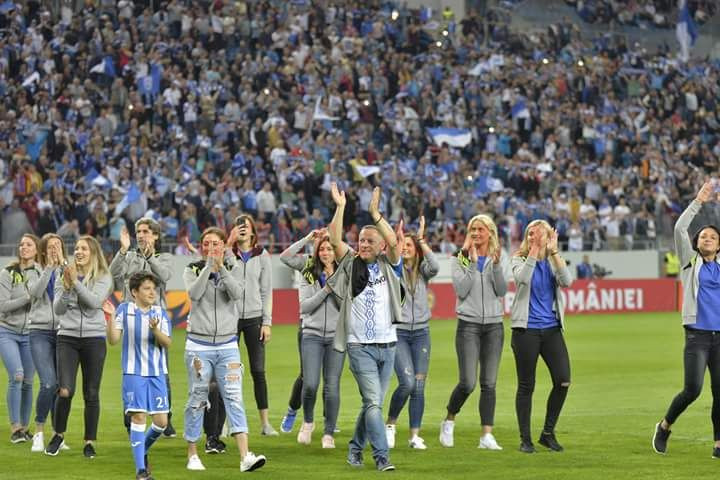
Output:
[388, 328, 431, 429]
[301, 334, 345, 435]
[29, 330, 57, 426]
[347, 343, 396, 461]
[183, 346, 247, 443]
[0, 326, 35, 426]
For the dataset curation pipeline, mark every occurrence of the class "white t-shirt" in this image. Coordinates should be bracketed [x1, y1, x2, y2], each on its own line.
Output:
[348, 261, 399, 344]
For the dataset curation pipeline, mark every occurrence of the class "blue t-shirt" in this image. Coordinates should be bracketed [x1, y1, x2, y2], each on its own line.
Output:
[239, 250, 252, 263]
[477, 256, 486, 273]
[694, 261, 720, 331]
[527, 260, 559, 329]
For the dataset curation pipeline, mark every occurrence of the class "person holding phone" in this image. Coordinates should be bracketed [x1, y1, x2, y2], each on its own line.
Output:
[228, 215, 277, 436]
[510, 221, 572, 453]
[653, 181, 720, 459]
[182, 227, 266, 472]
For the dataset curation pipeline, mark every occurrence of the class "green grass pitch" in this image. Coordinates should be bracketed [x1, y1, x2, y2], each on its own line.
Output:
[0, 313, 717, 479]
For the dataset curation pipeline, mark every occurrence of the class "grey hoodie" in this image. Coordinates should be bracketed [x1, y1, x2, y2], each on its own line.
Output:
[510, 255, 572, 329]
[109, 250, 173, 306]
[27, 266, 61, 331]
[183, 257, 244, 345]
[280, 236, 340, 336]
[234, 246, 272, 325]
[452, 250, 508, 324]
[54, 273, 113, 338]
[398, 250, 439, 331]
[0, 265, 34, 334]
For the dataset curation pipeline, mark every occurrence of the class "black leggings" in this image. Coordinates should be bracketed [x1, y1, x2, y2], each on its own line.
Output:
[665, 329, 720, 440]
[288, 327, 303, 411]
[511, 327, 571, 441]
[204, 377, 226, 438]
[55, 335, 106, 440]
[237, 317, 268, 410]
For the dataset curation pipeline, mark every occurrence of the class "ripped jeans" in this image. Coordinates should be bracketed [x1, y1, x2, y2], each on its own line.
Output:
[183, 345, 247, 443]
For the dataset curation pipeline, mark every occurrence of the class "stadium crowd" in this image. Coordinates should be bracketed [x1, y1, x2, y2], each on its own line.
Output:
[0, 0, 718, 255]
[566, 0, 716, 27]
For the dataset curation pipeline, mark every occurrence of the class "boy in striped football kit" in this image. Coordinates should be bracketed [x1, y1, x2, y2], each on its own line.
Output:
[106, 272, 172, 480]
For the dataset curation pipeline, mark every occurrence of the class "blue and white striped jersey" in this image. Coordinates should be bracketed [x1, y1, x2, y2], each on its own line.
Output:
[114, 302, 171, 376]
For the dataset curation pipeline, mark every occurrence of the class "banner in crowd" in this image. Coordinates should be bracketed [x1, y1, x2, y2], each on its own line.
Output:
[114, 280, 677, 327]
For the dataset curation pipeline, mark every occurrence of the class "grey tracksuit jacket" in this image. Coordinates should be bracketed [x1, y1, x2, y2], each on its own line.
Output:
[54, 273, 113, 338]
[398, 250, 439, 331]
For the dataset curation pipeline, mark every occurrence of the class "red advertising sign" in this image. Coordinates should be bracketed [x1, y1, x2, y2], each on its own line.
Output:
[120, 279, 678, 327]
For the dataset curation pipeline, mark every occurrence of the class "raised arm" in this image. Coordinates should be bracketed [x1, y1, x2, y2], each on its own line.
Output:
[147, 253, 173, 285]
[299, 278, 331, 315]
[0, 269, 30, 313]
[416, 217, 439, 279]
[328, 182, 349, 259]
[369, 186, 399, 264]
[27, 267, 55, 299]
[184, 264, 212, 301]
[280, 231, 317, 271]
[675, 182, 710, 265]
[74, 274, 112, 309]
[546, 230, 572, 287]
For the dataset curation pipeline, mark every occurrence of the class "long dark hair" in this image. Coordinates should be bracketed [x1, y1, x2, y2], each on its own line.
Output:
[234, 214, 258, 247]
[404, 233, 424, 292]
[303, 236, 337, 284]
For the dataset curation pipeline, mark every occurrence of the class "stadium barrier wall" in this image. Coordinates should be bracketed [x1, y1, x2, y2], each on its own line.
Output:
[108, 278, 678, 328]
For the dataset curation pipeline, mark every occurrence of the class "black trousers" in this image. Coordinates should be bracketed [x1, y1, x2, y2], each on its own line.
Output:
[55, 335, 106, 440]
[204, 377, 226, 438]
[288, 327, 304, 411]
[511, 327, 571, 441]
[665, 328, 720, 440]
[237, 317, 268, 410]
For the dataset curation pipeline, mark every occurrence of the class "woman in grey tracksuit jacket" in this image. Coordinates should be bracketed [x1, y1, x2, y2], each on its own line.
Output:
[285, 233, 343, 447]
[0, 234, 40, 442]
[439, 215, 507, 450]
[510, 220, 571, 454]
[26, 234, 66, 450]
[50, 235, 113, 455]
[230, 215, 275, 434]
[385, 217, 439, 450]
[181, 226, 266, 471]
[653, 182, 720, 457]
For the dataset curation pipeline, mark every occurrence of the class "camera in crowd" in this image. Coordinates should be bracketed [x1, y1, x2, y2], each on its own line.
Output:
[592, 263, 613, 279]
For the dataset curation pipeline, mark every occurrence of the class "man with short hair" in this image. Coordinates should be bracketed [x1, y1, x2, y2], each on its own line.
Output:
[326, 182, 403, 472]
[110, 217, 177, 437]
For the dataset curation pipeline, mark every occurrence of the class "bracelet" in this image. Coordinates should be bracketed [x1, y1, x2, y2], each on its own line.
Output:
[418, 238, 426, 243]
[549, 250, 559, 256]
[373, 215, 383, 225]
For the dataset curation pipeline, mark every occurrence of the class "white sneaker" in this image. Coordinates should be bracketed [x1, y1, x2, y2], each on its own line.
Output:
[240, 451, 266, 472]
[385, 424, 396, 449]
[187, 454, 206, 470]
[31, 432, 44, 452]
[409, 435, 427, 450]
[61, 442, 70, 450]
[261, 423, 279, 436]
[439, 420, 455, 447]
[321, 434, 335, 449]
[297, 422, 314, 445]
[478, 432, 503, 450]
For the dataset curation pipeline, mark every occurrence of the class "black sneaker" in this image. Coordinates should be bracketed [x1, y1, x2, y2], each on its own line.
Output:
[83, 443, 96, 458]
[135, 469, 154, 480]
[652, 422, 671, 454]
[44, 434, 65, 456]
[205, 436, 226, 454]
[10, 430, 26, 444]
[163, 422, 177, 438]
[539, 432, 564, 452]
[347, 451, 363, 467]
[23, 430, 33, 442]
[519, 439, 536, 453]
[375, 457, 395, 472]
[713, 447, 720, 459]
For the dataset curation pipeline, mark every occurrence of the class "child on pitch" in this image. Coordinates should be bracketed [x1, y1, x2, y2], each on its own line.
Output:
[106, 272, 171, 480]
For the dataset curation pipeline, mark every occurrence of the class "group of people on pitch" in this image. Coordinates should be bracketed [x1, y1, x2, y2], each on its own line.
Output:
[1, 182, 719, 479]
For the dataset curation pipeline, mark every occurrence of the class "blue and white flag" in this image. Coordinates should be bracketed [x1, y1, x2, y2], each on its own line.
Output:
[474, 176, 504, 197]
[114, 183, 142, 216]
[89, 56, 116, 77]
[511, 99, 530, 119]
[427, 127, 472, 148]
[676, 0, 698, 63]
[136, 64, 162, 97]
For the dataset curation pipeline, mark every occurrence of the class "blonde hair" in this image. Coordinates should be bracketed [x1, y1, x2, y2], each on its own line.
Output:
[74, 235, 109, 286]
[514, 219, 553, 257]
[468, 214, 500, 257]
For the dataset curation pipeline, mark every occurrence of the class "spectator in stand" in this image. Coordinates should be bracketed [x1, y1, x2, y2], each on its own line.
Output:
[576, 254, 593, 279]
